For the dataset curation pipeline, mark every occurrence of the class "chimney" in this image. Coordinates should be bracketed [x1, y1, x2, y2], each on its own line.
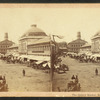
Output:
[4, 33, 8, 40]
[31, 24, 37, 27]
[77, 32, 81, 39]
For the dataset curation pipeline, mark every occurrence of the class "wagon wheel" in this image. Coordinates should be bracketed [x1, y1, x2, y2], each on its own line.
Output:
[4, 84, 8, 91]
[67, 83, 73, 92]
[77, 83, 81, 91]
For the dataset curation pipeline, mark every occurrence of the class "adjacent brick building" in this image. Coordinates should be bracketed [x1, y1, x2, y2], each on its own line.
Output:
[0, 33, 14, 54]
[68, 32, 87, 53]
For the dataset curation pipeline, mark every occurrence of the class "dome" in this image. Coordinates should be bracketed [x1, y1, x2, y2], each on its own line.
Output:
[21, 24, 47, 38]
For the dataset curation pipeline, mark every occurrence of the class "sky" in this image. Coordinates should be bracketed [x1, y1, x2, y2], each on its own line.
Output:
[0, 4, 100, 44]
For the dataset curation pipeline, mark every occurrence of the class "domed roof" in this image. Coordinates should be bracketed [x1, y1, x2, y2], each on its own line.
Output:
[21, 25, 47, 38]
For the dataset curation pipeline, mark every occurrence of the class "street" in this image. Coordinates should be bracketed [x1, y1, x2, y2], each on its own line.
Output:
[0, 60, 51, 92]
[53, 56, 100, 92]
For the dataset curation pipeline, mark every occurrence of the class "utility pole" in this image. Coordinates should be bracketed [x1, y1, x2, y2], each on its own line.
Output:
[50, 34, 63, 91]
[50, 35, 55, 91]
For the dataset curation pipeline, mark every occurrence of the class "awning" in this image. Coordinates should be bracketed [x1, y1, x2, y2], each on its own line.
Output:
[92, 54, 100, 57]
[19, 55, 28, 58]
[48, 62, 50, 67]
[78, 53, 85, 55]
[42, 63, 47, 67]
[27, 55, 38, 60]
[86, 53, 92, 56]
[27, 55, 50, 61]
[5, 54, 11, 56]
[42, 62, 51, 68]
[36, 61, 44, 64]
[42, 56, 50, 61]
[14, 54, 19, 57]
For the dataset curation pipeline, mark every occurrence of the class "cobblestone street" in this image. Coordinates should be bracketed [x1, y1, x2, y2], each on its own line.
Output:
[53, 56, 100, 92]
[0, 60, 51, 92]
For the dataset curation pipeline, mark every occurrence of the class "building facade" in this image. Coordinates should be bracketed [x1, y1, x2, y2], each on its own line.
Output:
[68, 32, 87, 53]
[27, 37, 51, 56]
[91, 32, 100, 54]
[0, 33, 14, 54]
[7, 24, 67, 62]
[19, 25, 48, 55]
[56, 42, 67, 53]
[18, 24, 51, 61]
[7, 44, 18, 55]
[80, 43, 91, 54]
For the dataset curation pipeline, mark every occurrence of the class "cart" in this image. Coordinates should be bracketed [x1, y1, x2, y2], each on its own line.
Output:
[67, 81, 81, 91]
[0, 76, 8, 92]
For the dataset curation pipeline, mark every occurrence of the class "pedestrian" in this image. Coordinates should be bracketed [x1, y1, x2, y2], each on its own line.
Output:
[3, 76, 5, 80]
[71, 75, 75, 80]
[23, 69, 25, 76]
[75, 75, 78, 83]
[95, 68, 98, 75]
[76, 75, 78, 79]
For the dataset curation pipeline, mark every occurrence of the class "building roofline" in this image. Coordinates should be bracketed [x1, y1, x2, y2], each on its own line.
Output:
[19, 36, 47, 41]
[68, 39, 87, 44]
[91, 35, 100, 40]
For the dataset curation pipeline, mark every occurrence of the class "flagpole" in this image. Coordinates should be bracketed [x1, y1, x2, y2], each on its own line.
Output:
[50, 34, 63, 91]
[50, 35, 55, 91]
[50, 35, 53, 91]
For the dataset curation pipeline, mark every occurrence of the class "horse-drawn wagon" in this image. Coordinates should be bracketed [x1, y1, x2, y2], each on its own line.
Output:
[54, 64, 69, 74]
[0, 76, 8, 92]
[67, 81, 81, 91]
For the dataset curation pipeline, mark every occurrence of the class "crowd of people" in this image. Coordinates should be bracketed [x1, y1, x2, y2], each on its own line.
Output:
[0, 54, 51, 72]
[53, 54, 69, 74]
[67, 52, 100, 63]
[0, 52, 70, 75]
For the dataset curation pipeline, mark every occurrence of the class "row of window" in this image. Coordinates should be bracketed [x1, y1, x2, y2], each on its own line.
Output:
[19, 44, 51, 53]
[8, 50, 18, 52]
[30, 45, 50, 51]
[71, 44, 83, 47]
[58, 44, 67, 47]
[0, 45, 9, 48]
[81, 49, 91, 51]
[30, 54, 50, 56]
[0, 49, 6, 52]
[70, 48, 78, 51]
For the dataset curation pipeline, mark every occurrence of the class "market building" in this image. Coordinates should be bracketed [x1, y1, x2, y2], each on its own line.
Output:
[91, 31, 100, 54]
[0, 33, 14, 54]
[56, 42, 67, 54]
[7, 24, 67, 62]
[80, 43, 91, 54]
[27, 37, 51, 56]
[18, 24, 51, 61]
[68, 32, 87, 53]
[19, 25, 48, 54]
[7, 44, 18, 55]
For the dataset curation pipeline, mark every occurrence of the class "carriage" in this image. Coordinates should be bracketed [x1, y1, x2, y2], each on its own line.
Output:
[54, 64, 69, 74]
[0, 76, 8, 92]
[67, 81, 81, 91]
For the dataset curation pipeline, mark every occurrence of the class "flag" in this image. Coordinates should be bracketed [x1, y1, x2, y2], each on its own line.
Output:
[53, 35, 64, 39]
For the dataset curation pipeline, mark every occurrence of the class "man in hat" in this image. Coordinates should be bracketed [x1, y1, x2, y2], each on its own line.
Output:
[23, 69, 25, 76]
[95, 68, 98, 75]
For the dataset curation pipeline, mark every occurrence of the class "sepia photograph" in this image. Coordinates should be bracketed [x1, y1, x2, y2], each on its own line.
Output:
[0, 3, 100, 96]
